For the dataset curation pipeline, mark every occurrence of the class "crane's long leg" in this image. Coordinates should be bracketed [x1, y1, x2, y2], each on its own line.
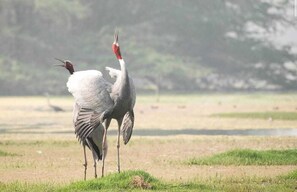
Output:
[101, 127, 107, 177]
[117, 126, 121, 173]
[93, 157, 97, 178]
[83, 145, 87, 181]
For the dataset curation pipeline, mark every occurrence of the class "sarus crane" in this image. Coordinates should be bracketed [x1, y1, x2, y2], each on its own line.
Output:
[55, 59, 106, 180]
[56, 31, 136, 179]
[45, 93, 65, 112]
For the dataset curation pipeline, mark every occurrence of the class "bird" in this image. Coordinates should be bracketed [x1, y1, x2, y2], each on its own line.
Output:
[56, 30, 136, 178]
[177, 105, 186, 109]
[45, 92, 65, 112]
[150, 105, 159, 110]
[55, 58, 107, 180]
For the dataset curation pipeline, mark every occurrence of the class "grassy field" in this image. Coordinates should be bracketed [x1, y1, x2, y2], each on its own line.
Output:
[0, 93, 297, 191]
[188, 149, 297, 166]
[0, 170, 296, 191]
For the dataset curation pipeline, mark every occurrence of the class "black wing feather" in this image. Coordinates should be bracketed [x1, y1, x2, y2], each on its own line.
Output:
[75, 108, 101, 142]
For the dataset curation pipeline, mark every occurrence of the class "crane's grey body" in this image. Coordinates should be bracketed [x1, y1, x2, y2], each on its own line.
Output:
[72, 90, 108, 180]
[60, 32, 135, 178]
[105, 64, 136, 143]
[67, 60, 135, 177]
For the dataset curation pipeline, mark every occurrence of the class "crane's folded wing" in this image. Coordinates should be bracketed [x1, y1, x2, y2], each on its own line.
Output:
[121, 110, 134, 145]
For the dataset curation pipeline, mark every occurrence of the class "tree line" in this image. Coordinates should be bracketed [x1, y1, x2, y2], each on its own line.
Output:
[0, 0, 295, 95]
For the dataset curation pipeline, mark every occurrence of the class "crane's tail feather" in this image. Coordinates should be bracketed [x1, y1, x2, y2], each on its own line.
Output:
[86, 138, 102, 160]
[85, 124, 107, 161]
[121, 110, 134, 144]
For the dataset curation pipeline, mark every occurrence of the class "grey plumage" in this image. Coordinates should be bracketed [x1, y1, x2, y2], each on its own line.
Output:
[64, 31, 136, 177]
[74, 104, 106, 157]
[56, 60, 107, 180]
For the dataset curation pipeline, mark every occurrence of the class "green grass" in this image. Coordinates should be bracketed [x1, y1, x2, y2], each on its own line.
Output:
[212, 111, 297, 121]
[279, 169, 297, 180]
[1, 170, 297, 192]
[0, 140, 77, 147]
[0, 149, 17, 157]
[61, 170, 162, 191]
[188, 149, 297, 166]
[213, 176, 297, 192]
[0, 182, 57, 192]
[60, 170, 212, 192]
[0, 170, 212, 192]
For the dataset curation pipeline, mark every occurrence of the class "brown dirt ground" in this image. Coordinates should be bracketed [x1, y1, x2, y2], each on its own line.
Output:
[0, 135, 296, 183]
[0, 95, 297, 183]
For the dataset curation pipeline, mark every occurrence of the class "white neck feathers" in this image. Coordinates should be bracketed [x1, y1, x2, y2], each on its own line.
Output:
[119, 59, 125, 69]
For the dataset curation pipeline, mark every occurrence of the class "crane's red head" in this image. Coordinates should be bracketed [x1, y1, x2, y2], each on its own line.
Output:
[112, 31, 122, 60]
[55, 58, 74, 75]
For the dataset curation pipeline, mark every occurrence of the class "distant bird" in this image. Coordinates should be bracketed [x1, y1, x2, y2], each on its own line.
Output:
[45, 93, 64, 112]
[150, 105, 159, 110]
[177, 105, 186, 109]
[55, 59, 107, 180]
[56, 31, 136, 178]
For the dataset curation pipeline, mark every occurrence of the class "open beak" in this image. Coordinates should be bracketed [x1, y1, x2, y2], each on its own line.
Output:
[54, 58, 65, 67]
[113, 30, 119, 45]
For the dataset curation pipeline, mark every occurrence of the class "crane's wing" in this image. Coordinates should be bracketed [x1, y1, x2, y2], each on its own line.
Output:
[74, 107, 101, 143]
[68, 70, 113, 142]
[67, 70, 114, 114]
[121, 110, 134, 144]
[105, 67, 121, 79]
[73, 103, 101, 142]
[73, 103, 105, 160]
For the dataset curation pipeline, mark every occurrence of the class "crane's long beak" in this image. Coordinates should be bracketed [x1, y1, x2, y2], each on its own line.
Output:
[113, 30, 119, 45]
[55, 58, 65, 63]
[54, 64, 64, 67]
[54, 58, 65, 67]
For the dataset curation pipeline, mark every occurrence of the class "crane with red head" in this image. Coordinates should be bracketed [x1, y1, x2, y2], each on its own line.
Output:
[56, 30, 136, 179]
